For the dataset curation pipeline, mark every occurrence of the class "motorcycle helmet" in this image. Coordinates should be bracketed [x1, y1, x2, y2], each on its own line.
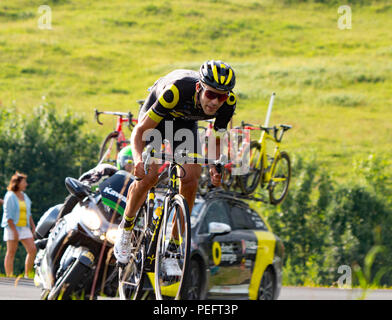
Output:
[199, 60, 236, 91]
[117, 146, 134, 171]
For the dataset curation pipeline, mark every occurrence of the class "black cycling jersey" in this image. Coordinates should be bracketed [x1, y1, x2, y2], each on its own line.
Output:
[139, 69, 237, 133]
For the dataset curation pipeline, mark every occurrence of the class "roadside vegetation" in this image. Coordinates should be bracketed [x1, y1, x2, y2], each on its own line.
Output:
[0, 105, 100, 275]
[254, 153, 392, 288]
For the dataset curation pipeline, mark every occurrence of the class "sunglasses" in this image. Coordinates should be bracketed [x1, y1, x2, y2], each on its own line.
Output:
[201, 84, 229, 102]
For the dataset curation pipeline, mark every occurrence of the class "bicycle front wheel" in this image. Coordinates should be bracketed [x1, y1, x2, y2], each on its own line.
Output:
[268, 151, 291, 205]
[118, 206, 147, 300]
[154, 194, 191, 300]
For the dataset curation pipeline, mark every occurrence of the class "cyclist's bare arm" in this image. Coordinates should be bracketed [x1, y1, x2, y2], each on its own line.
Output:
[130, 114, 160, 179]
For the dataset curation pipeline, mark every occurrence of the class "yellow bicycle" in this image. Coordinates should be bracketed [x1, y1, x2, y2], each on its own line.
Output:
[238, 93, 292, 205]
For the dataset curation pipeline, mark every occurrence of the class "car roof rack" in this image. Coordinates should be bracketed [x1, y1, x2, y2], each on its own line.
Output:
[200, 189, 268, 204]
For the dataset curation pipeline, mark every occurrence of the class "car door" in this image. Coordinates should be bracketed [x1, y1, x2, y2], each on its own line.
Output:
[197, 199, 240, 289]
[226, 203, 262, 287]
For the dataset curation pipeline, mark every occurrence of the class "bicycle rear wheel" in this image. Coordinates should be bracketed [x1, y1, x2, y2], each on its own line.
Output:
[238, 141, 263, 195]
[118, 206, 147, 300]
[98, 131, 124, 164]
[268, 151, 291, 205]
[154, 194, 190, 300]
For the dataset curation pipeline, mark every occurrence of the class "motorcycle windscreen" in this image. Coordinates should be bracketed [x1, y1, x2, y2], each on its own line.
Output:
[99, 170, 134, 216]
[35, 204, 63, 239]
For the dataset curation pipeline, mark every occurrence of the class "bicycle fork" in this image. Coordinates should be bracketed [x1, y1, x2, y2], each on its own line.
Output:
[145, 188, 164, 270]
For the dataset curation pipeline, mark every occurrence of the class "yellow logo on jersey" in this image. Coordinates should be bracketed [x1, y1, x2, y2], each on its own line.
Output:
[158, 84, 179, 109]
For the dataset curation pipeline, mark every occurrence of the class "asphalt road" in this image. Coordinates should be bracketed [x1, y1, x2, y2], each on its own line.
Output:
[1, 278, 392, 300]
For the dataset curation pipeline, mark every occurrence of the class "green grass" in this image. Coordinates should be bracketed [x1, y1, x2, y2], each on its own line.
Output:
[1, 0, 391, 180]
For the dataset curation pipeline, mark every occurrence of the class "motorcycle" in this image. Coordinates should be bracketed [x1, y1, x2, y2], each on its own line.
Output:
[34, 165, 133, 300]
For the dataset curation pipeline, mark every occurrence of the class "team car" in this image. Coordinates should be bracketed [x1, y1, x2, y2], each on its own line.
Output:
[184, 191, 284, 300]
[141, 190, 283, 300]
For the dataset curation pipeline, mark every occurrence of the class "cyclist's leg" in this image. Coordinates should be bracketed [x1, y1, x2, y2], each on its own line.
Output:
[115, 164, 160, 264]
[172, 119, 202, 213]
[123, 162, 160, 227]
[171, 120, 202, 240]
[122, 94, 162, 229]
[115, 86, 161, 263]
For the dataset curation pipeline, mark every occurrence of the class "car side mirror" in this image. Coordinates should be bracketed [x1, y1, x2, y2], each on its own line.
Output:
[65, 177, 89, 201]
[209, 222, 231, 235]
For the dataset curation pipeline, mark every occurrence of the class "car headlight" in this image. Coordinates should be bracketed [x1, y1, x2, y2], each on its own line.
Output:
[80, 209, 102, 230]
[106, 227, 119, 245]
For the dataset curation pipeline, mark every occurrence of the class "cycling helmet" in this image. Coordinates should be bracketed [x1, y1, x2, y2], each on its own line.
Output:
[199, 60, 236, 91]
[117, 146, 134, 170]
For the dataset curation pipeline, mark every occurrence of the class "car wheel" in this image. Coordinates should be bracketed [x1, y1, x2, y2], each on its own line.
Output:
[184, 259, 203, 300]
[258, 268, 275, 300]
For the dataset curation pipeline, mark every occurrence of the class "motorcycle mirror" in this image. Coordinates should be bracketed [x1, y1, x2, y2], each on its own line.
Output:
[65, 177, 89, 201]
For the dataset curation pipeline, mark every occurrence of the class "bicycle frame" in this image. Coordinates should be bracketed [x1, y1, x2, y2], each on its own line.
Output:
[144, 148, 224, 243]
[133, 150, 226, 299]
[199, 119, 250, 172]
[246, 92, 288, 187]
[242, 123, 290, 187]
[257, 129, 283, 186]
[229, 126, 251, 169]
[144, 158, 181, 264]
[116, 117, 128, 150]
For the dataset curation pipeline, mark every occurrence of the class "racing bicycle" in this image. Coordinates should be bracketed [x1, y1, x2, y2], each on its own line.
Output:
[238, 121, 292, 204]
[95, 109, 138, 164]
[118, 146, 225, 300]
[237, 93, 292, 204]
[198, 118, 258, 196]
[197, 120, 246, 195]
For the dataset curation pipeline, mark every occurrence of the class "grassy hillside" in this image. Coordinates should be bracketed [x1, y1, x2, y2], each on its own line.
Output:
[1, 0, 391, 179]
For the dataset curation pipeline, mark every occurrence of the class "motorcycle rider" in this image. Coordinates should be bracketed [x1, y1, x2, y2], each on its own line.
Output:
[116, 145, 134, 174]
[55, 146, 135, 221]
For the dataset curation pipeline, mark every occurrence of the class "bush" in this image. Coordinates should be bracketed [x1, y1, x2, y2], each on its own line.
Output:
[260, 153, 392, 287]
[0, 102, 100, 275]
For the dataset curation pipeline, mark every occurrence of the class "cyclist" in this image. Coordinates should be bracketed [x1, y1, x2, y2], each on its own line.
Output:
[114, 60, 237, 264]
[116, 145, 134, 173]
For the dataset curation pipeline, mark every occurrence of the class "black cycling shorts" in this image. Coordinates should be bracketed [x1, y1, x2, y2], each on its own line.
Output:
[139, 109, 202, 160]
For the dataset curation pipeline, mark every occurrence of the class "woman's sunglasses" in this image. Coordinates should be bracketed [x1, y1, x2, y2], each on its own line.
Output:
[201, 84, 229, 102]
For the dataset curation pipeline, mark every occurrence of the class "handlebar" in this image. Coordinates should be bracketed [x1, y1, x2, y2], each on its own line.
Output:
[94, 109, 138, 127]
[140, 146, 227, 179]
[238, 121, 291, 142]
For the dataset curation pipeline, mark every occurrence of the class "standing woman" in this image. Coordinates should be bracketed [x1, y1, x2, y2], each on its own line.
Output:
[1, 172, 36, 277]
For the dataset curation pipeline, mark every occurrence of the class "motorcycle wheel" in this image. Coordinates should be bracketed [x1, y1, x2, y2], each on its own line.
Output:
[48, 259, 92, 300]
